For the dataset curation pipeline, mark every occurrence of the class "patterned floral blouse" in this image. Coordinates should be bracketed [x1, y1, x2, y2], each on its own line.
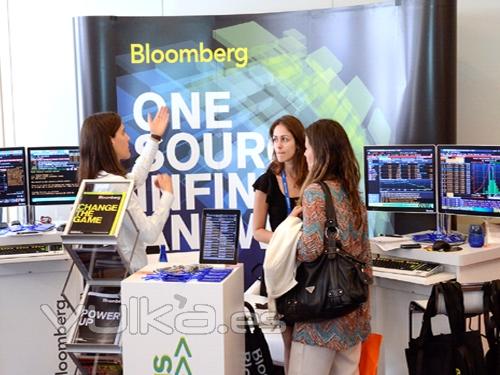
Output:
[292, 180, 372, 351]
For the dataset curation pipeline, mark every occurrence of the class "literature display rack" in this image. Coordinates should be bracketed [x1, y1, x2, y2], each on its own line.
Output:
[61, 179, 137, 374]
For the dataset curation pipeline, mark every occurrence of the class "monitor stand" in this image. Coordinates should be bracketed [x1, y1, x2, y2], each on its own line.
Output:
[436, 212, 452, 235]
[25, 205, 36, 225]
[411, 213, 466, 245]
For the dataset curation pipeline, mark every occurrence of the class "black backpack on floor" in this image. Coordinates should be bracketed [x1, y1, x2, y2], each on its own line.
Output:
[483, 280, 500, 374]
[406, 281, 486, 375]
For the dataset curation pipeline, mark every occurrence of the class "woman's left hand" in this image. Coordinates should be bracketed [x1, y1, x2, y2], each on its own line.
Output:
[148, 106, 170, 138]
[290, 205, 302, 218]
[154, 173, 173, 193]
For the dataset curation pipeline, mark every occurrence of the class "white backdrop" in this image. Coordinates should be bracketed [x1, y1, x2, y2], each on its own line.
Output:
[0, 0, 499, 373]
[1, 0, 499, 222]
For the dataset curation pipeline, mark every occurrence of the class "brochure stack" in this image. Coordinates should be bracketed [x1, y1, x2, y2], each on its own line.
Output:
[61, 179, 137, 374]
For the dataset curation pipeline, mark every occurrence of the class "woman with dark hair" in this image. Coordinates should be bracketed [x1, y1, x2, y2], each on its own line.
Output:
[79, 106, 173, 272]
[252, 114, 307, 373]
[253, 115, 308, 244]
[288, 119, 371, 375]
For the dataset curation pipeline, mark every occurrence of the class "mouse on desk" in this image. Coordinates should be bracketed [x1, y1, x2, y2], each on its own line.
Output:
[432, 240, 451, 252]
[9, 220, 22, 231]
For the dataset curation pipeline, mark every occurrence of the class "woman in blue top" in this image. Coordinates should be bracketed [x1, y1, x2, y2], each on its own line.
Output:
[253, 115, 308, 243]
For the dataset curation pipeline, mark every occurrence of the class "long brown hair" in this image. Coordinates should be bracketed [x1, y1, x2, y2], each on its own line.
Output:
[79, 112, 127, 182]
[268, 115, 308, 187]
[301, 119, 364, 228]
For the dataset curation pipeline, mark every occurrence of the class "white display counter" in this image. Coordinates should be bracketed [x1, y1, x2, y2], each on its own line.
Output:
[371, 241, 500, 375]
[0, 231, 82, 375]
[121, 261, 245, 375]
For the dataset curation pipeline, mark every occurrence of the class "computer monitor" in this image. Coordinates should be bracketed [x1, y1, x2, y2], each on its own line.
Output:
[0, 147, 28, 207]
[199, 209, 240, 265]
[364, 145, 436, 213]
[27, 146, 80, 205]
[437, 145, 500, 217]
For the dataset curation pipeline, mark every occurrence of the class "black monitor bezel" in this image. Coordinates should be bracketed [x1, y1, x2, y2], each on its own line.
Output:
[27, 146, 80, 206]
[437, 144, 500, 217]
[363, 144, 437, 213]
[199, 208, 240, 265]
[0, 147, 28, 208]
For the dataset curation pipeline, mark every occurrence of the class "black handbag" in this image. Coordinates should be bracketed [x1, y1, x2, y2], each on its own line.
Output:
[483, 280, 500, 374]
[405, 281, 486, 375]
[244, 302, 275, 375]
[276, 181, 370, 324]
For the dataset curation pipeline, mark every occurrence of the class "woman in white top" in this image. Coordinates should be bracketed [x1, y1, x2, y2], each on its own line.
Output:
[79, 106, 173, 271]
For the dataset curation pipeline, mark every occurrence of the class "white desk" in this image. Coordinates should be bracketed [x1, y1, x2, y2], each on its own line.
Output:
[371, 241, 500, 375]
[0, 231, 68, 264]
[372, 241, 500, 283]
[0, 230, 61, 246]
[121, 261, 244, 375]
[0, 231, 81, 375]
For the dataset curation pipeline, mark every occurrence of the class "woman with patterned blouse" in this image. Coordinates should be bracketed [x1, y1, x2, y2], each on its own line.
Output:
[288, 119, 372, 375]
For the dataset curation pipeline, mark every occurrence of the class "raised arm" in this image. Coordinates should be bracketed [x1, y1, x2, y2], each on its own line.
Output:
[148, 106, 169, 139]
[128, 106, 170, 187]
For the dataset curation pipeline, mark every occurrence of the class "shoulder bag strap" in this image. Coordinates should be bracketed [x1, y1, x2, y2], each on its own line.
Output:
[317, 181, 365, 266]
[415, 283, 440, 375]
[485, 280, 500, 345]
[483, 281, 497, 348]
[244, 301, 261, 334]
[317, 181, 337, 232]
[491, 280, 500, 341]
[440, 281, 466, 340]
[317, 181, 339, 257]
[440, 282, 481, 375]
[419, 283, 439, 339]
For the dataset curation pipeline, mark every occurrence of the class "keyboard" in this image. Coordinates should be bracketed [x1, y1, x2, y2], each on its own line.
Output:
[0, 244, 64, 258]
[372, 255, 443, 277]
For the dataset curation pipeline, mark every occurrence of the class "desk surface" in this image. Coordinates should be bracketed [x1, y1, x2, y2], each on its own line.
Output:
[123, 258, 241, 285]
[0, 230, 61, 246]
[372, 270, 455, 285]
[0, 230, 67, 265]
[371, 241, 500, 267]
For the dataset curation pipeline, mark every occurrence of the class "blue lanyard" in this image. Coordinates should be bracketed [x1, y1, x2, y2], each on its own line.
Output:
[281, 169, 292, 215]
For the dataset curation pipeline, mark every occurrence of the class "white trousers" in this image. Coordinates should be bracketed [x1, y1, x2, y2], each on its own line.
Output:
[288, 341, 361, 375]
